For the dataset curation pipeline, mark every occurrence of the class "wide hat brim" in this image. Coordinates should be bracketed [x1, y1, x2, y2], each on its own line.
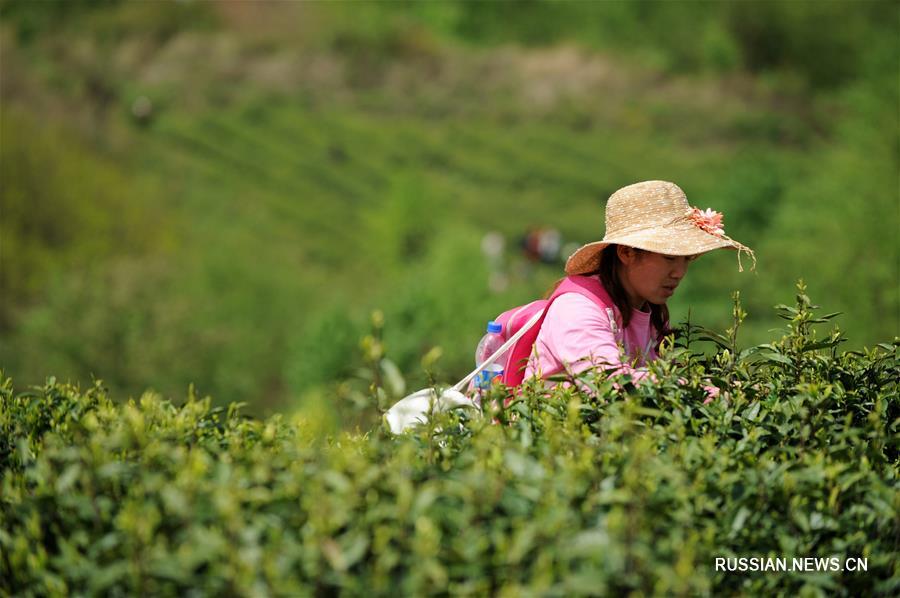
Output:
[564, 219, 749, 275]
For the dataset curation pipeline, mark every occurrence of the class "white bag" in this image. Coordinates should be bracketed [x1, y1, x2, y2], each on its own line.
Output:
[383, 388, 474, 433]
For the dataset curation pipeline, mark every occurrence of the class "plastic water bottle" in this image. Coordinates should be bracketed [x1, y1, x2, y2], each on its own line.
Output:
[474, 321, 507, 391]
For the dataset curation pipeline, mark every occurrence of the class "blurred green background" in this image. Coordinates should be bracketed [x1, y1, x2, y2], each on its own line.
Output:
[1, 0, 897, 422]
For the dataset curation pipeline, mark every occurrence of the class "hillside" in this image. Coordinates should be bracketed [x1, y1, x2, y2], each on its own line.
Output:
[1, 0, 897, 418]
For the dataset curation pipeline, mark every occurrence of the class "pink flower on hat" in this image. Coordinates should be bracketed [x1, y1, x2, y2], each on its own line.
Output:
[690, 207, 725, 237]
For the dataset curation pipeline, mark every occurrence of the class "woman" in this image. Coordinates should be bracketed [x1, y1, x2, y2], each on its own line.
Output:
[522, 180, 754, 390]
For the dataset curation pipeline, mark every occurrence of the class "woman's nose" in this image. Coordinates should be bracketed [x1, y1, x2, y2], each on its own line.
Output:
[671, 259, 689, 279]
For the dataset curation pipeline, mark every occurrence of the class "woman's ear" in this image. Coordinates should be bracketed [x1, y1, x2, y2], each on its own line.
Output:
[617, 245, 636, 265]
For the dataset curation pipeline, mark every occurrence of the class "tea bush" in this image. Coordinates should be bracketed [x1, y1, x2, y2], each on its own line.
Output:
[1, 288, 897, 596]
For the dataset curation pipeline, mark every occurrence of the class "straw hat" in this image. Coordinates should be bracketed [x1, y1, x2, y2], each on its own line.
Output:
[565, 180, 755, 275]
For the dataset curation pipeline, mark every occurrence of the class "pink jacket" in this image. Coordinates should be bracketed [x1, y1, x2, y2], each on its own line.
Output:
[523, 276, 661, 385]
[520, 275, 720, 403]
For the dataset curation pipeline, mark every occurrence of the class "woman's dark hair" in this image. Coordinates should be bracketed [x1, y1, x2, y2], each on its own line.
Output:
[545, 244, 670, 341]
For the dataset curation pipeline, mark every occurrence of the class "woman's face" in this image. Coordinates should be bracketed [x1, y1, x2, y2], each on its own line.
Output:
[617, 247, 697, 310]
